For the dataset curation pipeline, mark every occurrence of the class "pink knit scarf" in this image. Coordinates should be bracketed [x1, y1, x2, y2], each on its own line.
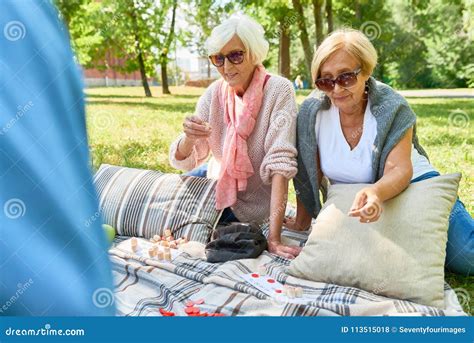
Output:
[216, 64, 268, 210]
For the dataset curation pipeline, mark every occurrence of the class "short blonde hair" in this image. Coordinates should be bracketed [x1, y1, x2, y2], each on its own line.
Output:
[206, 14, 269, 65]
[311, 29, 377, 82]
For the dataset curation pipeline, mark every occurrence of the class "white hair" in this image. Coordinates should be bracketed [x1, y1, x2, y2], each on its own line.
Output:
[206, 14, 269, 65]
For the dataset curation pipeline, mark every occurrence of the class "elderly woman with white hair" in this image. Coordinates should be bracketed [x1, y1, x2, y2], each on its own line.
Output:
[169, 15, 301, 259]
[285, 29, 474, 275]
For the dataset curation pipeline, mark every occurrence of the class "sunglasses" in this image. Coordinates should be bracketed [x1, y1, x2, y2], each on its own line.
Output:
[315, 68, 362, 92]
[209, 50, 246, 67]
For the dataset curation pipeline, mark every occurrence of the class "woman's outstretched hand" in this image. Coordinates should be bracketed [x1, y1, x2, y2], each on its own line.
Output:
[268, 240, 302, 259]
[348, 186, 383, 223]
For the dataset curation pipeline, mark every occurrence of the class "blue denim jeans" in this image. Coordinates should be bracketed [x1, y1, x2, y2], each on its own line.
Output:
[184, 163, 239, 224]
[411, 171, 474, 275]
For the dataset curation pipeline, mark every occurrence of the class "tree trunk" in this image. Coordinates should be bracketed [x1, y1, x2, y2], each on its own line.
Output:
[129, 3, 152, 97]
[161, 0, 178, 95]
[161, 60, 170, 94]
[326, 0, 333, 33]
[278, 19, 291, 79]
[292, 0, 313, 79]
[355, 1, 362, 21]
[312, 0, 323, 46]
[137, 40, 152, 97]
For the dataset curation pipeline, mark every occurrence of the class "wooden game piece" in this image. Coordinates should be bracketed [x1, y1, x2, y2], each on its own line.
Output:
[157, 251, 164, 260]
[164, 229, 172, 237]
[286, 286, 295, 299]
[153, 234, 161, 242]
[164, 252, 171, 261]
[130, 237, 138, 252]
[148, 247, 156, 257]
[294, 287, 303, 298]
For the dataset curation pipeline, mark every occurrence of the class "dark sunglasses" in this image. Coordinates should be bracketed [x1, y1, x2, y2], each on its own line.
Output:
[209, 50, 246, 67]
[315, 68, 362, 92]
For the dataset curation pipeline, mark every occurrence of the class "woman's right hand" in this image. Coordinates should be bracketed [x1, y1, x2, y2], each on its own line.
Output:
[183, 115, 211, 142]
[268, 240, 302, 259]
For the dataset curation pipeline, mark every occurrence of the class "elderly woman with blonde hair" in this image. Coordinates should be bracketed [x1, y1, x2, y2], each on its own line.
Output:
[169, 15, 301, 258]
[285, 29, 473, 275]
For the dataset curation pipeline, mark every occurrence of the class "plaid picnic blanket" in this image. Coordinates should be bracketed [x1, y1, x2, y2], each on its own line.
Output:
[109, 228, 467, 317]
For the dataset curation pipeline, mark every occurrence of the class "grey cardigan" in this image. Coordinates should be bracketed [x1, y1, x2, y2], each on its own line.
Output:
[293, 76, 430, 218]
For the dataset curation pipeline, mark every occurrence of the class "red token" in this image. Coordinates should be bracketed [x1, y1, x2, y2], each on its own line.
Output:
[199, 312, 208, 317]
[267, 278, 275, 283]
[251, 273, 259, 278]
[192, 307, 200, 314]
[184, 307, 195, 314]
[275, 289, 282, 293]
[185, 301, 195, 307]
[159, 308, 167, 315]
[163, 312, 175, 317]
[194, 298, 205, 305]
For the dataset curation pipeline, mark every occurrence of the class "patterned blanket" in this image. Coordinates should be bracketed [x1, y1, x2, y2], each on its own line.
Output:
[109, 230, 467, 317]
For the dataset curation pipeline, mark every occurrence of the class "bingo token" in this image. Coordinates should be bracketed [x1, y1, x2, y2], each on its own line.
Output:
[184, 307, 195, 314]
[251, 273, 259, 278]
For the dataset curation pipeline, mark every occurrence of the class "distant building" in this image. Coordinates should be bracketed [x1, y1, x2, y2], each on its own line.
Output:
[83, 51, 154, 87]
[83, 48, 217, 87]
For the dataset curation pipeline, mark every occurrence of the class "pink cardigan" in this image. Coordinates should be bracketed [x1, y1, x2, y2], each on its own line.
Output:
[169, 75, 298, 223]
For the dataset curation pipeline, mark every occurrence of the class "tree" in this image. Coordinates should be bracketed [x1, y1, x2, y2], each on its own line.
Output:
[292, 0, 313, 77]
[326, 0, 334, 33]
[312, 0, 324, 46]
[159, 0, 178, 94]
[54, 0, 85, 30]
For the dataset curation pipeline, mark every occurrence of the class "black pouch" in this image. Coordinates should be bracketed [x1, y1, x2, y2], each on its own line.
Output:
[205, 222, 268, 263]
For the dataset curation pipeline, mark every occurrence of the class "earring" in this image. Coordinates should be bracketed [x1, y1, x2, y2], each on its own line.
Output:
[364, 81, 369, 95]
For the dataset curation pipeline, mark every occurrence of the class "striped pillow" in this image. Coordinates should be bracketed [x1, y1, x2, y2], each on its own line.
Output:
[93, 164, 223, 243]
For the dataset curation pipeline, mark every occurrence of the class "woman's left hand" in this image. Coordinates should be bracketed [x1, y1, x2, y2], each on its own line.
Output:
[348, 187, 383, 223]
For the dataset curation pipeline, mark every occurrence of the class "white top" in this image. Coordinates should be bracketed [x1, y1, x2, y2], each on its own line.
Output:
[316, 102, 435, 184]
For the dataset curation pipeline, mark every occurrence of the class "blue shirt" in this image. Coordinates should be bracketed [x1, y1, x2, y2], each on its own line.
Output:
[0, 0, 115, 315]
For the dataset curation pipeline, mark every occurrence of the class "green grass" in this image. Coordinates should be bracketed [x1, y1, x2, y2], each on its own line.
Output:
[85, 85, 473, 315]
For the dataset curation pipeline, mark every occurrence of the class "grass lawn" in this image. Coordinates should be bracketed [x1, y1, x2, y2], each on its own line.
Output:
[85, 85, 473, 315]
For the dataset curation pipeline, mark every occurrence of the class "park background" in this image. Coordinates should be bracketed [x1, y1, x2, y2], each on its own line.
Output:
[55, 0, 472, 314]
